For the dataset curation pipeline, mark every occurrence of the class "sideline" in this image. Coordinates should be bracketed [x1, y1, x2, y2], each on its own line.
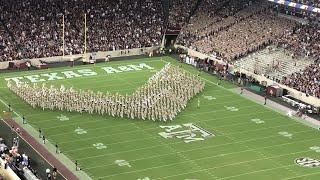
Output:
[0, 98, 92, 180]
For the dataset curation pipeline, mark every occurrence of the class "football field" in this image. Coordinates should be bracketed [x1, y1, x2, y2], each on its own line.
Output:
[1, 56, 320, 180]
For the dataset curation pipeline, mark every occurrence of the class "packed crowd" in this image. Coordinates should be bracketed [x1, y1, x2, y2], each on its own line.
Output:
[0, 25, 18, 62]
[276, 23, 320, 60]
[0, 0, 164, 61]
[1, 0, 63, 60]
[168, 0, 197, 28]
[8, 64, 205, 121]
[291, 0, 320, 8]
[282, 63, 320, 98]
[177, 0, 296, 61]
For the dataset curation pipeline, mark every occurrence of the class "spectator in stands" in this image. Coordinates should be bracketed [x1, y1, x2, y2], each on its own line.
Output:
[177, 0, 296, 61]
[0, 0, 164, 61]
[282, 63, 320, 98]
[168, 0, 197, 28]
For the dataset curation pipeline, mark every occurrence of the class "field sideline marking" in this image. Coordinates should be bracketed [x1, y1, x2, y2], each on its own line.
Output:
[0, 99, 76, 180]
[2, 57, 318, 179]
[76, 128, 314, 161]
[54, 110, 276, 145]
[282, 171, 320, 180]
[40, 102, 262, 131]
[60, 119, 304, 154]
[51, 113, 292, 140]
[84, 131, 320, 171]
[96, 149, 310, 179]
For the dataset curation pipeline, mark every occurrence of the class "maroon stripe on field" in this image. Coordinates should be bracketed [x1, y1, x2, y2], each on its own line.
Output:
[4, 119, 78, 180]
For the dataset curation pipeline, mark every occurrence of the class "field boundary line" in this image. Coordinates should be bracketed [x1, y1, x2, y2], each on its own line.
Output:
[77, 128, 314, 161]
[55, 110, 274, 145]
[84, 128, 320, 171]
[96, 149, 310, 179]
[282, 171, 320, 180]
[61, 119, 306, 153]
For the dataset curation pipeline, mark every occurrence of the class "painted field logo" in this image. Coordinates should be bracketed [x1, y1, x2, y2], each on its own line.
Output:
[158, 123, 214, 143]
[295, 157, 320, 168]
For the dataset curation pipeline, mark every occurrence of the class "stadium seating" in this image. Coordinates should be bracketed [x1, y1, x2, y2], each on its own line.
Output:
[0, 0, 319, 99]
[177, 0, 296, 61]
[276, 23, 320, 59]
[234, 45, 314, 81]
[0, 0, 164, 61]
[168, 0, 197, 28]
[291, 0, 320, 8]
[282, 63, 320, 98]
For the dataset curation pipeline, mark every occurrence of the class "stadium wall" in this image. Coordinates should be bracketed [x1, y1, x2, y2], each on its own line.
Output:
[174, 44, 320, 108]
[0, 46, 160, 70]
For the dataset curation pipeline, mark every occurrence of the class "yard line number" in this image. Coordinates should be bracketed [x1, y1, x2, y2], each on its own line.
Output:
[224, 106, 239, 112]
[251, 118, 265, 124]
[278, 131, 293, 138]
[56, 114, 69, 121]
[74, 127, 87, 135]
[93, 143, 107, 149]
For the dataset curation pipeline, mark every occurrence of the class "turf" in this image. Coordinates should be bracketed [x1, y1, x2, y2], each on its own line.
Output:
[0, 56, 320, 180]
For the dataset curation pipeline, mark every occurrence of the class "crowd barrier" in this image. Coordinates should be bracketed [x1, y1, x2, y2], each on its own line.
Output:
[0, 46, 160, 70]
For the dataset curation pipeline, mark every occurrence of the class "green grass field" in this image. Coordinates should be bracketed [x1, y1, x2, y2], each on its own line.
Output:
[1, 56, 320, 180]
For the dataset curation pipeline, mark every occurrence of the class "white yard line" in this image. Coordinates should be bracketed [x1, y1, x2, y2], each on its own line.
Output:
[97, 149, 310, 179]
[60, 118, 306, 154]
[0, 98, 84, 180]
[49, 111, 282, 138]
[54, 110, 272, 144]
[77, 128, 314, 161]
[220, 164, 297, 179]
[223, 123, 301, 136]
[282, 172, 320, 180]
[41, 102, 267, 131]
[88, 136, 320, 170]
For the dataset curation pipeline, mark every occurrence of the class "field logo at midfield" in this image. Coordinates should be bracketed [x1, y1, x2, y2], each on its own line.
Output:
[56, 114, 69, 121]
[74, 127, 87, 135]
[115, 160, 131, 167]
[4, 63, 154, 84]
[158, 123, 214, 143]
[295, 157, 320, 168]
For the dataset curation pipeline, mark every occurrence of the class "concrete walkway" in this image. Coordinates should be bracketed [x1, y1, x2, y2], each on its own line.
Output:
[232, 87, 320, 129]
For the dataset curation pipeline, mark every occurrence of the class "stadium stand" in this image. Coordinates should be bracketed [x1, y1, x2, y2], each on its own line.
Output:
[234, 45, 314, 81]
[0, 25, 18, 62]
[177, 0, 296, 61]
[0, 0, 164, 61]
[276, 23, 320, 59]
[291, 0, 320, 8]
[282, 62, 320, 98]
[168, 0, 197, 28]
[0, 0, 319, 100]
